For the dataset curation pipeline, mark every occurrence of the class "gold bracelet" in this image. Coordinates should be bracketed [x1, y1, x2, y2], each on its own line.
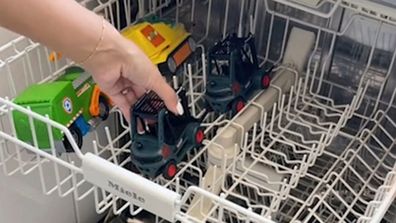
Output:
[79, 17, 105, 65]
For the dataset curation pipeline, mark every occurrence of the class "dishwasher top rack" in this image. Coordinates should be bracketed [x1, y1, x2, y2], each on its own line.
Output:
[0, 0, 396, 222]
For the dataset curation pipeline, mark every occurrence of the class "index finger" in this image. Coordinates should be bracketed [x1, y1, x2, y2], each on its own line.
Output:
[146, 73, 180, 115]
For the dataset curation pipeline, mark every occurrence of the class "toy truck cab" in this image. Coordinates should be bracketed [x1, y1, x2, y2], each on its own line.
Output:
[205, 34, 271, 114]
[121, 16, 196, 74]
[130, 90, 204, 179]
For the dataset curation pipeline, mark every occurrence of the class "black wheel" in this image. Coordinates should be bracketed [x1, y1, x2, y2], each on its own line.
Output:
[63, 124, 83, 153]
[98, 95, 110, 120]
[231, 97, 246, 115]
[188, 37, 197, 52]
[162, 160, 177, 180]
[167, 57, 177, 73]
[261, 74, 271, 89]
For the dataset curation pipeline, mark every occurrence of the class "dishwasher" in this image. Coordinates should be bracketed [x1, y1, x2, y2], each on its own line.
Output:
[0, 0, 395, 222]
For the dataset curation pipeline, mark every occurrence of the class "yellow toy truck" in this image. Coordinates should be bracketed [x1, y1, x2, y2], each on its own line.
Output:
[121, 17, 196, 73]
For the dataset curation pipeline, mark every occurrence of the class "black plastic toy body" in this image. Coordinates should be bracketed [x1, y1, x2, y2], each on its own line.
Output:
[130, 90, 204, 179]
[205, 34, 271, 114]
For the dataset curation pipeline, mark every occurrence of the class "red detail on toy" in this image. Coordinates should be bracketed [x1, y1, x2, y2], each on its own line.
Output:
[236, 100, 245, 112]
[161, 145, 171, 158]
[141, 25, 165, 47]
[261, 75, 271, 88]
[173, 42, 192, 67]
[232, 82, 241, 94]
[167, 163, 177, 177]
[195, 129, 204, 144]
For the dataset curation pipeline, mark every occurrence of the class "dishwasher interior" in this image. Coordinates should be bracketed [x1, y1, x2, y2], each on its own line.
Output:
[0, 0, 395, 222]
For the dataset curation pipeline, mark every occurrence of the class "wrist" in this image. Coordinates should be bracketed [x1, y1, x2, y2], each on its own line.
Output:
[81, 20, 126, 73]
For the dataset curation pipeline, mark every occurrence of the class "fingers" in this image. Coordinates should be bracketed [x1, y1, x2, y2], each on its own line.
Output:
[111, 93, 134, 122]
[130, 84, 146, 99]
[146, 73, 181, 115]
[109, 79, 142, 122]
[118, 42, 181, 115]
[136, 118, 145, 134]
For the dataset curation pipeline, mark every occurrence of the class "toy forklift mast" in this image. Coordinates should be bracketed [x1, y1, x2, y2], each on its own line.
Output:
[133, 90, 167, 119]
[205, 34, 271, 114]
[209, 34, 259, 70]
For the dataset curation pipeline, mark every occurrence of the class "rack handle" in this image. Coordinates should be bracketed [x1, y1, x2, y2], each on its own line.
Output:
[82, 153, 181, 222]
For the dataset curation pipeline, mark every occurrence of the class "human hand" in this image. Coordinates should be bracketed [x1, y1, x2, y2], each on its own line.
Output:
[0, 1, 182, 122]
[82, 20, 183, 122]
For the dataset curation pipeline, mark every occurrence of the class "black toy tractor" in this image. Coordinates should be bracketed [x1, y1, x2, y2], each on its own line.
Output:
[130, 90, 204, 180]
[205, 33, 271, 114]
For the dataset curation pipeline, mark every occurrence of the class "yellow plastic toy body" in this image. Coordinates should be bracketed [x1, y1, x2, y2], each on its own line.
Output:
[121, 21, 195, 73]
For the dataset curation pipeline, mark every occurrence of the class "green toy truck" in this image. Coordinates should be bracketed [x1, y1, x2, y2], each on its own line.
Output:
[12, 66, 111, 152]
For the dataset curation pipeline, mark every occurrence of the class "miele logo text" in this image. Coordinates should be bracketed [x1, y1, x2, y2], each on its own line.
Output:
[108, 180, 145, 203]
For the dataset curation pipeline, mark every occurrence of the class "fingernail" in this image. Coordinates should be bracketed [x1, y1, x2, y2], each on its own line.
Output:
[176, 101, 184, 115]
[144, 120, 150, 132]
[137, 128, 145, 134]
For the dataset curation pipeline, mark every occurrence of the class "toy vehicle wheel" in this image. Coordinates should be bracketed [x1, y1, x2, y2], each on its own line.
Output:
[98, 95, 110, 120]
[192, 127, 205, 145]
[231, 97, 246, 115]
[167, 57, 177, 73]
[188, 37, 197, 52]
[261, 74, 271, 89]
[163, 160, 177, 180]
[63, 124, 83, 153]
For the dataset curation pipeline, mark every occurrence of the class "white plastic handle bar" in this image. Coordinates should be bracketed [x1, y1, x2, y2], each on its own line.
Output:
[82, 153, 181, 222]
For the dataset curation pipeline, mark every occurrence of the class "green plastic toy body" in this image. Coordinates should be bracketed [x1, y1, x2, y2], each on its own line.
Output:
[12, 66, 110, 152]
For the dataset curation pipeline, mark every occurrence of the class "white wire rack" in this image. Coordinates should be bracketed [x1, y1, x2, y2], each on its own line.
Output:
[1, 0, 396, 222]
